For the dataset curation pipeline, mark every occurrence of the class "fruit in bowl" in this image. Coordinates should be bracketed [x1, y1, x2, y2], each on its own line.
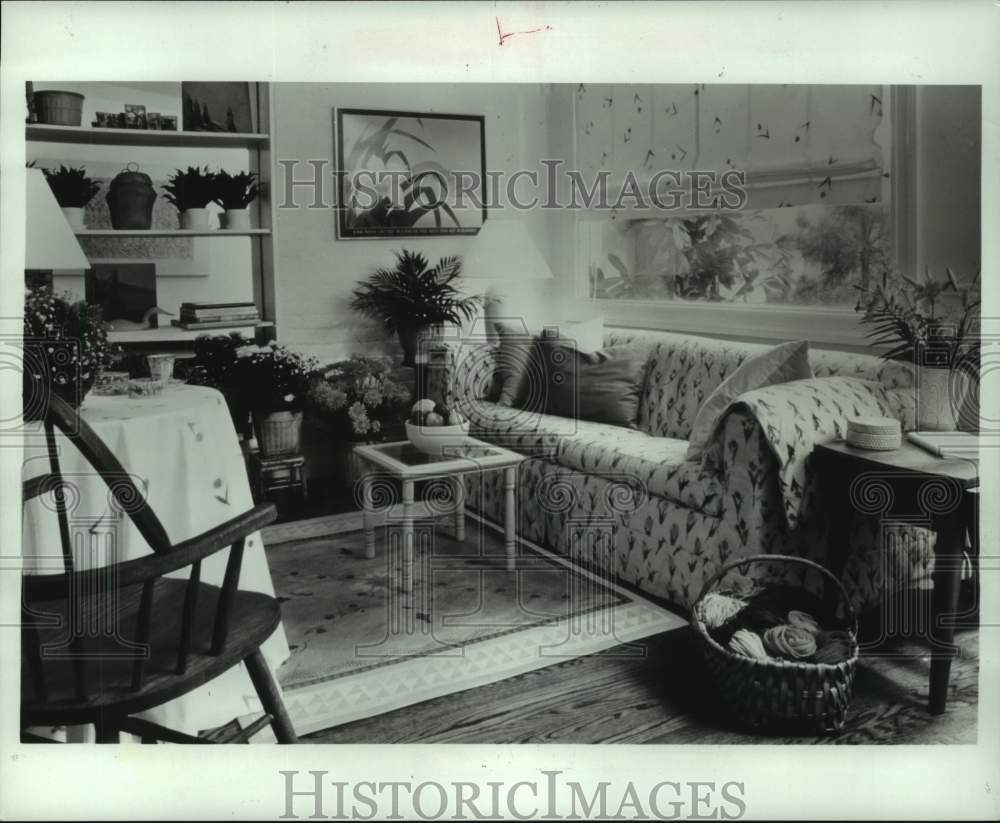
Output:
[406, 399, 471, 455]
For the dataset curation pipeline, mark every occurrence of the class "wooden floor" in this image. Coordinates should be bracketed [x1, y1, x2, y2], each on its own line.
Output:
[305, 625, 978, 744]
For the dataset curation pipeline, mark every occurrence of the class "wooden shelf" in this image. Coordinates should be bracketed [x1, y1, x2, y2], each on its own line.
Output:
[27, 123, 269, 148]
[108, 322, 273, 344]
[75, 228, 270, 237]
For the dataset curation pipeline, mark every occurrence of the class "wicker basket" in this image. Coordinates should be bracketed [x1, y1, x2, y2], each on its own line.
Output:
[252, 410, 303, 458]
[691, 554, 859, 734]
[34, 90, 84, 126]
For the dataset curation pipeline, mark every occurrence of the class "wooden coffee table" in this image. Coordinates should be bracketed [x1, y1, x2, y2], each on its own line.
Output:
[353, 438, 524, 592]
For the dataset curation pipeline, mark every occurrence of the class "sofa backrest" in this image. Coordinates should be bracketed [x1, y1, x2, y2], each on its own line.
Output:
[605, 329, 914, 440]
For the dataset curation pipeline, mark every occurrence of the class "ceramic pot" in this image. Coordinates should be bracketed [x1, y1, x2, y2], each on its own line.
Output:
[106, 164, 156, 230]
[917, 365, 962, 431]
[180, 207, 211, 230]
[252, 409, 303, 457]
[60, 207, 85, 230]
[222, 208, 251, 230]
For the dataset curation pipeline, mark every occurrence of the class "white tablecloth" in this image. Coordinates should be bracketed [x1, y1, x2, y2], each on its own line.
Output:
[22, 384, 290, 736]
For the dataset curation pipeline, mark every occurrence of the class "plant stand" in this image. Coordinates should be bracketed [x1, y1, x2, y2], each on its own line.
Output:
[249, 452, 308, 503]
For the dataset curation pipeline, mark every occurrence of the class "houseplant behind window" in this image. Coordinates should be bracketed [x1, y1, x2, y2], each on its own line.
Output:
[855, 267, 980, 431]
[351, 250, 481, 366]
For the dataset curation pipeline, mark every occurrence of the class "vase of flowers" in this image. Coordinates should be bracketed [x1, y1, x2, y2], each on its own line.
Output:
[235, 343, 320, 457]
[23, 286, 116, 417]
[306, 355, 410, 486]
[350, 250, 481, 367]
[855, 267, 980, 431]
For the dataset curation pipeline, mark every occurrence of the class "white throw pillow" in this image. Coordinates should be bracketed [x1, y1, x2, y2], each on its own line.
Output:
[686, 340, 813, 462]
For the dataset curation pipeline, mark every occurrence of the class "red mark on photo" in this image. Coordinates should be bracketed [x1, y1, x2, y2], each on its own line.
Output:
[496, 17, 552, 46]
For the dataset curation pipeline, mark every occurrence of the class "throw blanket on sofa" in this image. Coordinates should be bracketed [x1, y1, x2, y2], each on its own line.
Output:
[721, 376, 916, 530]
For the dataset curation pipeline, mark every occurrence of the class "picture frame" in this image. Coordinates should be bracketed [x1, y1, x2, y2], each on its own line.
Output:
[124, 103, 146, 129]
[146, 112, 161, 130]
[335, 108, 486, 238]
[181, 81, 254, 132]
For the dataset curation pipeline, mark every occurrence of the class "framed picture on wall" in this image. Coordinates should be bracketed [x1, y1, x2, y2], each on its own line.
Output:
[335, 108, 486, 238]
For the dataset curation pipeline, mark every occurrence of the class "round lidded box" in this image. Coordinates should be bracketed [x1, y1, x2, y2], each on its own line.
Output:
[846, 416, 901, 450]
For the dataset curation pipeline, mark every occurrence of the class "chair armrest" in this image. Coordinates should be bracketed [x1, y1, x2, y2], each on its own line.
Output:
[26, 503, 277, 600]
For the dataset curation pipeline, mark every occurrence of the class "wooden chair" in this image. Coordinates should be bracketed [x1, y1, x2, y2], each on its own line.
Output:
[21, 393, 297, 744]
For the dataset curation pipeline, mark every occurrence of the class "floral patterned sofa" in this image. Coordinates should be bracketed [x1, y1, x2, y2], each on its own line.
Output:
[428, 329, 926, 612]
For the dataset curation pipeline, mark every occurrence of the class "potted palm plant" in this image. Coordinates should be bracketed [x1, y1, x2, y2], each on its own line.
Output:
[163, 165, 217, 230]
[350, 250, 481, 366]
[42, 164, 100, 230]
[855, 267, 980, 430]
[213, 170, 259, 230]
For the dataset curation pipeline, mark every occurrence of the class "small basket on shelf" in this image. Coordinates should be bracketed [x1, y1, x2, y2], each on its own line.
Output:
[690, 554, 859, 734]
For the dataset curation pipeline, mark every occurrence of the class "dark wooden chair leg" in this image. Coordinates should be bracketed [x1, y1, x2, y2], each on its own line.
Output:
[245, 649, 297, 743]
[928, 512, 965, 714]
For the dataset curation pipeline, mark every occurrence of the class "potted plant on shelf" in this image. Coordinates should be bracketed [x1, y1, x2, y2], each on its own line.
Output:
[234, 342, 320, 457]
[213, 170, 259, 230]
[42, 164, 100, 230]
[350, 250, 481, 367]
[305, 355, 410, 486]
[23, 285, 117, 416]
[855, 267, 980, 431]
[163, 165, 217, 230]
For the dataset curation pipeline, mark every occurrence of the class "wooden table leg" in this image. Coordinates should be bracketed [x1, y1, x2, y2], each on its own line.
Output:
[361, 473, 376, 560]
[402, 480, 415, 593]
[928, 510, 965, 714]
[503, 466, 517, 571]
[453, 475, 466, 542]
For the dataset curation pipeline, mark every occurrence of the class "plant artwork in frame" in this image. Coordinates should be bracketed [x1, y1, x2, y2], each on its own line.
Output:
[336, 108, 486, 238]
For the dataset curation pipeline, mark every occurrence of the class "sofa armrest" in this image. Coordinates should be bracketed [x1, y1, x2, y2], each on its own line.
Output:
[426, 338, 498, 412]
[712, 375, 911, 529]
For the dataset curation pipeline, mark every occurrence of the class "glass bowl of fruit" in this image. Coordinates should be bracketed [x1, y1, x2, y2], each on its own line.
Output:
[405, 398, 471, 456]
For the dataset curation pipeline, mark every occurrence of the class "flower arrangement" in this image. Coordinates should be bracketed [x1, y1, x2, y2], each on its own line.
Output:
[23, 286, 117, 412]
[234, 342, 321, 412]
[306, 355, 409, 441]
[854, 267, 981, 368]
[185, 332, 251, 431]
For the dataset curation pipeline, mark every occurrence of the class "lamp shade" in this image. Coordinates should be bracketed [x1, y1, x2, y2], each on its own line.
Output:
[25, 168, 89, 270]
[460, 218, 554, 280]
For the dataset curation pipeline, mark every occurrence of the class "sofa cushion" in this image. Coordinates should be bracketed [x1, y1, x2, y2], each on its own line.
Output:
[467, 400, 723, 515]
[686, 340, 812, 462]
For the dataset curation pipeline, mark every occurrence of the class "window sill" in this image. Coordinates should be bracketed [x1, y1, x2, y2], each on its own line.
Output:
[597, 299, 871, 348]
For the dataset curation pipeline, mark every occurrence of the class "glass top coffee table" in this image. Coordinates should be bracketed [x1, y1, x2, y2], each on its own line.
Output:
[353, 438, 524, 592]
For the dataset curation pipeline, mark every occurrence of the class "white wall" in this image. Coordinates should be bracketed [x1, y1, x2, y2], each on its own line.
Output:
[271, 83, 562, 363]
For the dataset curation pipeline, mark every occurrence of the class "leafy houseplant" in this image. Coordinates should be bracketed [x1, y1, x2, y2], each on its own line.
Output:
[213, 170, 259, 230]
[163, 165, 217, 230]
[43, 164, 100, 229]
[351, 250, 481, 366]
[855, 267, 981, 430]
[233, 343, 320, 456]
[23, 286, 117, 416]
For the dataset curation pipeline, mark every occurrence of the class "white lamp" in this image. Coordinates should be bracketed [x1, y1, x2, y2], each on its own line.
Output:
[460, 218, 555, 282]
[26, 168, 89, 272]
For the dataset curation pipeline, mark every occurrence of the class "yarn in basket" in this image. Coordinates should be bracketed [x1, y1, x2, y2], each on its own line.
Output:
[763, 625, 817, 659]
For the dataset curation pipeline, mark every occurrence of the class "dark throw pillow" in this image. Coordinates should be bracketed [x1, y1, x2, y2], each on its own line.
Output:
[523, 341, 648, 427]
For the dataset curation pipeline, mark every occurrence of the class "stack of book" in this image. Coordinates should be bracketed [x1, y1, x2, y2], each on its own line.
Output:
[172, 302, 260, 330]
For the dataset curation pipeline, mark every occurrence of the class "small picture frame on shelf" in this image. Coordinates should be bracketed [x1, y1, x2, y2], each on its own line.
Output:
[94, 111, 112, 127]
[146, 112, 161, 130]
[114, 113, 127, 128]
[160, 115, 177, 131]
[124, 103, 146, 129]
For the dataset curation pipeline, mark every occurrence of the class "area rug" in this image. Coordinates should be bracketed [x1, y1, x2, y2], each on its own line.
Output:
[260, 508, 685, 736]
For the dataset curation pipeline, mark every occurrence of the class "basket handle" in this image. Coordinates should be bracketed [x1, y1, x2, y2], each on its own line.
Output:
[693, 553, 859, 638]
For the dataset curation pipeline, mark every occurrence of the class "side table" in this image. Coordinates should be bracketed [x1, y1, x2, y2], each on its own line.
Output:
[813, 440, 979, 714]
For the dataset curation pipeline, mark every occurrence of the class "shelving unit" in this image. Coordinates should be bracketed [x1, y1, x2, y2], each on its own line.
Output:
[26, 123, 269, 148]
[26, 81, 278, 350]
[73, 228, 271, 237]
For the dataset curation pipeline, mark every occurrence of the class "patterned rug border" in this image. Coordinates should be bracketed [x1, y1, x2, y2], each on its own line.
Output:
[258, 509, 685, 736]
